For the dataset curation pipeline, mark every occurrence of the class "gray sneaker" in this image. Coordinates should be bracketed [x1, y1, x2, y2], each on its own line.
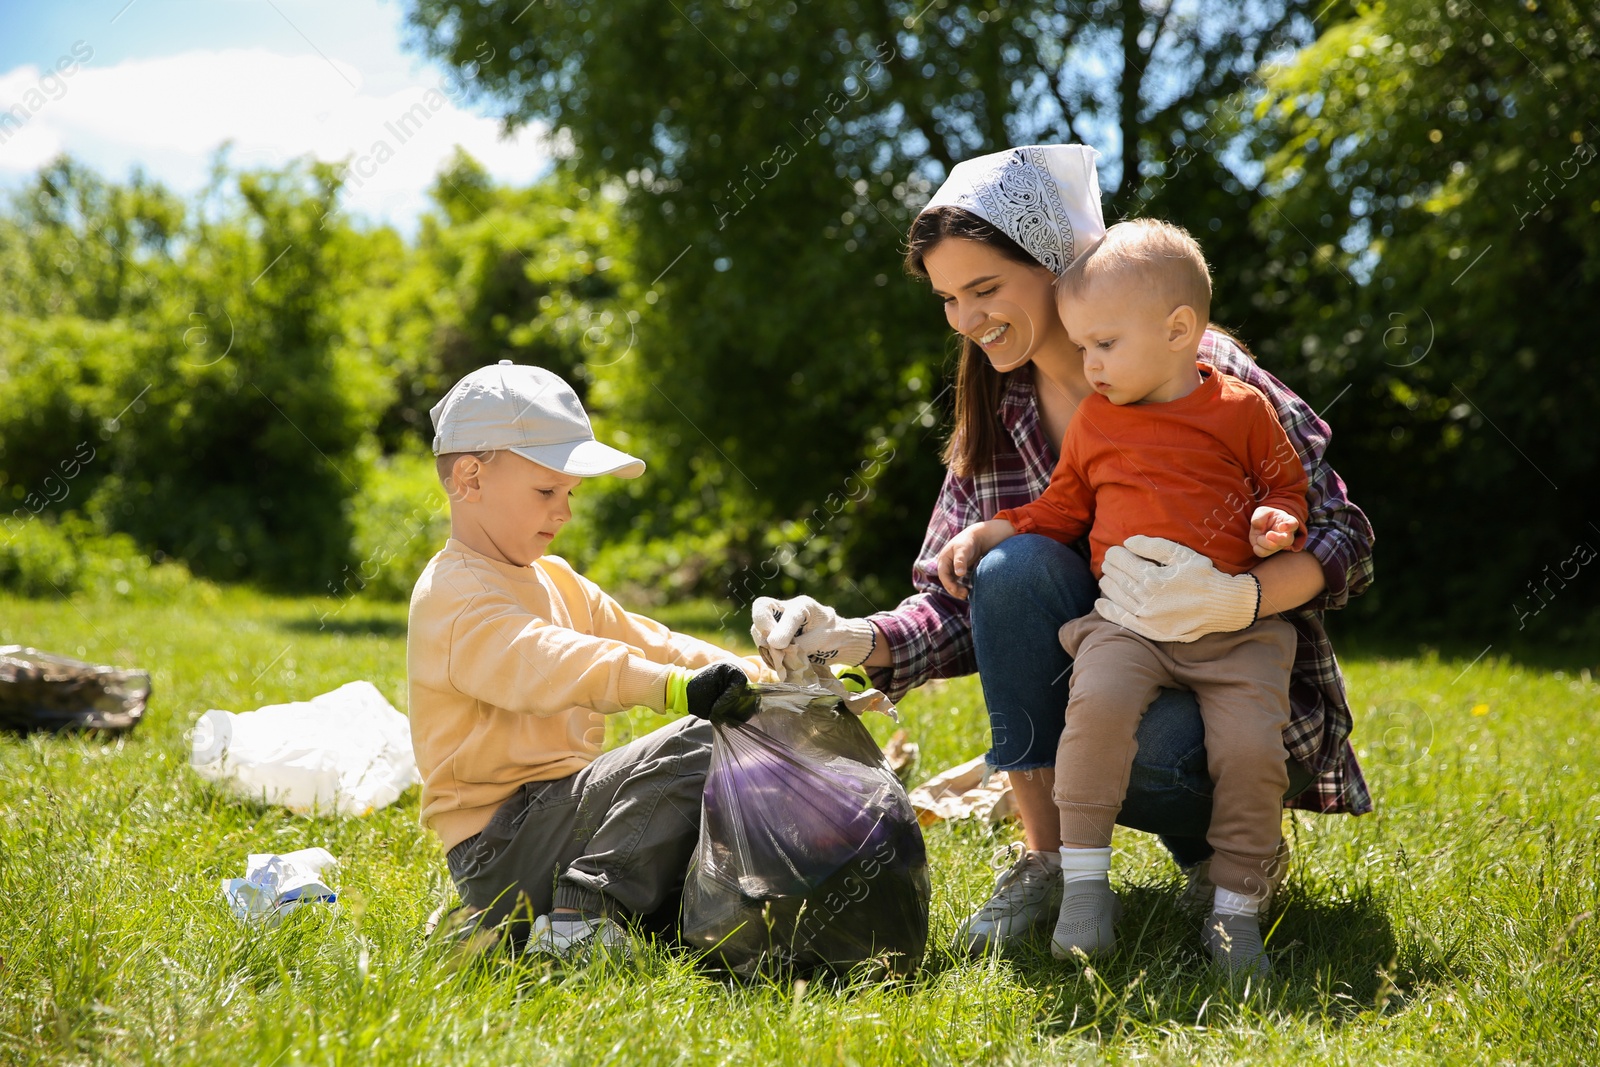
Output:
[1049, 878, 1122, 959]
[1179, 837, 1292, 914]
[957, 846, 1064, 956]
[1202, 911, 1271, 978]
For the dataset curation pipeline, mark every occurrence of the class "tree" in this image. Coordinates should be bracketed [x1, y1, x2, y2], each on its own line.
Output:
[359, 150, 639, 451]
[1252, 0, 1600, 640]
[404, 0, 1339, 613]
[0, 156, 390, 589]
[0, 150, 656, 596]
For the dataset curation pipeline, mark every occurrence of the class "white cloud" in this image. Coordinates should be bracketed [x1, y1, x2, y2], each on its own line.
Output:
[0, 48, 551, 230]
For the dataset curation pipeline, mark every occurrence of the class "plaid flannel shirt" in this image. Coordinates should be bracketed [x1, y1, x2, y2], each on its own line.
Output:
[870, 330, 1375, 815]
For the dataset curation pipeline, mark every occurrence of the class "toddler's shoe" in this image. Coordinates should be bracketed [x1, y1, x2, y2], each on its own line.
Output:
[1049, 879, 1121, 959]
[1202, 911, 1271, 978]
[957, 847, 1064, 957]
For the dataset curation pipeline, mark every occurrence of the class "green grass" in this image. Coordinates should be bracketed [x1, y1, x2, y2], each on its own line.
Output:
[2, 587, 1598, 1064]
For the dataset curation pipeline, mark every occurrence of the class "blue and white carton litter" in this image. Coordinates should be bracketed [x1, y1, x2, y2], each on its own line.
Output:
[222, 847, 339, 926]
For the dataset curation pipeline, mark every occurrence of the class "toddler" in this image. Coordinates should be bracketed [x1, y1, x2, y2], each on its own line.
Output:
[936, 220, 1307, 976]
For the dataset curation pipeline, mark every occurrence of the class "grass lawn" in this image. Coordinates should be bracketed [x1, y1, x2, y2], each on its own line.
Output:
[2, 586, 1598, 1065]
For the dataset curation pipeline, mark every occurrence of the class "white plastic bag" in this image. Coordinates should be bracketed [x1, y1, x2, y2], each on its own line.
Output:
[779, 662, 900, 721]
[190, 680, 418, 816]
[221, 847, 338, 925]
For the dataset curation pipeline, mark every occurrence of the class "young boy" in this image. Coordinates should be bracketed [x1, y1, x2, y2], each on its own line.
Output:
[936, 220, 1308, 976]
[408, 359, 767, 959]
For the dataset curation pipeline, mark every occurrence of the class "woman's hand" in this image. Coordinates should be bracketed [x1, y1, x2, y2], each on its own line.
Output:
[750, 596, 877, 673]
[1094, 535, 1261, 643]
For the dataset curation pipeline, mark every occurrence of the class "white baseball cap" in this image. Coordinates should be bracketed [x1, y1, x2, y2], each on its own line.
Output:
[429, 360, 645, 479]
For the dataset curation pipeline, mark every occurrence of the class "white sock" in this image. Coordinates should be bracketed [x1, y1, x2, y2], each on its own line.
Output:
[1031, 848, 1063, 869]
[1213, 887, 1262, 916]
[1058, 846, 1112, 885]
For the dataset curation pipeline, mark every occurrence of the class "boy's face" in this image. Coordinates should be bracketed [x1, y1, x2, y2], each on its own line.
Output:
[1058, 276, 1201, 406]
[448, 451, 582, 566]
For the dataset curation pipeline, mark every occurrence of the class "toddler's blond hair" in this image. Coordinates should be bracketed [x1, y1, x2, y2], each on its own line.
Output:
[1056, 218, 1212, 322]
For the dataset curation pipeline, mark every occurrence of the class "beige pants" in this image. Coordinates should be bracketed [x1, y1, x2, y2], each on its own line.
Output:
[1055, 612, 1297, 898]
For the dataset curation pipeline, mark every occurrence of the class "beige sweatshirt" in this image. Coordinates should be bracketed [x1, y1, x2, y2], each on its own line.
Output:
[407, 537, 761, 851]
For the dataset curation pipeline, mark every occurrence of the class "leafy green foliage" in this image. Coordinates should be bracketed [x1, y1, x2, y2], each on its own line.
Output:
[1251, 0, 1600, 640]
[403, 0, 1335, 615]
[0, 513, 197, 600]
[360, 150, 639, 449]
[0, 152, 626, 600]
[0, 157, 390, 590]
[343, 442, 451, 603]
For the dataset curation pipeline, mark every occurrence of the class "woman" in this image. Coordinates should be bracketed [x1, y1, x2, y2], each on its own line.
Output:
[752, 144, 1375, 956]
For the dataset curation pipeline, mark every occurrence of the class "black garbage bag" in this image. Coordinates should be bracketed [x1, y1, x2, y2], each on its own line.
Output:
[0, 645, 150, 734]
[681, 684, 930, 979]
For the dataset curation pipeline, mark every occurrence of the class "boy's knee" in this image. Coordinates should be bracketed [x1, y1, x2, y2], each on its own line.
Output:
[667, 713, 715, 746]
[646, 714, 715, 758]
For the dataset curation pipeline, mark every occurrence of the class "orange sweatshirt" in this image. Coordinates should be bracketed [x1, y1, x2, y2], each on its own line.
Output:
[996, 364, 1309, 578]
[407, 537, 763, 851]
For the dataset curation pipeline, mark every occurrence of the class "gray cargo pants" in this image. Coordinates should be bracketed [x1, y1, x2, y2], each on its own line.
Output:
[445, 715, 713, 936]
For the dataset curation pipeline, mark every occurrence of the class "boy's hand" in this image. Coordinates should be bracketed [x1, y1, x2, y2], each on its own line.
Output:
[936, 519, 1016, 600]
[1249, 507, 1300, 557]
[668, 663, 760, 724]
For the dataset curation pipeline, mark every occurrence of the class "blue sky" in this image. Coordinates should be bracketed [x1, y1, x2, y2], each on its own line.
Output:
[0, 0, 551, 231]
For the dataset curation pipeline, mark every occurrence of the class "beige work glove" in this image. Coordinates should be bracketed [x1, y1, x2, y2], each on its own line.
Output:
[750, 595, 877, 676]
[1094, 535, 1261, 643]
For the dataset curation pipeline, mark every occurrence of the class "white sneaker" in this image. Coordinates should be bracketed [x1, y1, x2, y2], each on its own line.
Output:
[527, 913, 631, 962]
[1180, 837, 1291, 914]
[956, 845, 1064, 957]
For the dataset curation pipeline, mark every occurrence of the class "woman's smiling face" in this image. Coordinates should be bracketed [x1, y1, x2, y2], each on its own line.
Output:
[922, 237, 1064, 372]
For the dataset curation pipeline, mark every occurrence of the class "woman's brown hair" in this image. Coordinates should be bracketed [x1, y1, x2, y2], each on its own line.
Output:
[904, 206, 1048, 479]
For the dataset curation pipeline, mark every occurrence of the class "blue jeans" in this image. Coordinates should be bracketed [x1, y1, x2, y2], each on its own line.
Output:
[970, 534, 1314, 867]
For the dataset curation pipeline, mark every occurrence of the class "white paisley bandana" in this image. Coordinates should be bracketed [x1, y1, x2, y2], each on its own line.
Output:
[922, 144, 1107, 275]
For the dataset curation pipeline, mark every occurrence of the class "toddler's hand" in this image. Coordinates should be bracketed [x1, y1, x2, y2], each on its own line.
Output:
[935, 528, 980, 599]
[936, 519, 1014, 599]
[1249, 507, 1299, 557]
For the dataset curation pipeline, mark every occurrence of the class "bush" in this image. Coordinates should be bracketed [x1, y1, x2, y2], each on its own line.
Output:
[0, 513, 199, 601]
[343, 443, 451, 601]
[0, 158, 393, 593]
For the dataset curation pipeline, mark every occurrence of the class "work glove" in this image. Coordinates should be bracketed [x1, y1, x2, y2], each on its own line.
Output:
[750, 595, 877, 673]
[667, 663, 760, 724]
[1094, 535, 1261, 643]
